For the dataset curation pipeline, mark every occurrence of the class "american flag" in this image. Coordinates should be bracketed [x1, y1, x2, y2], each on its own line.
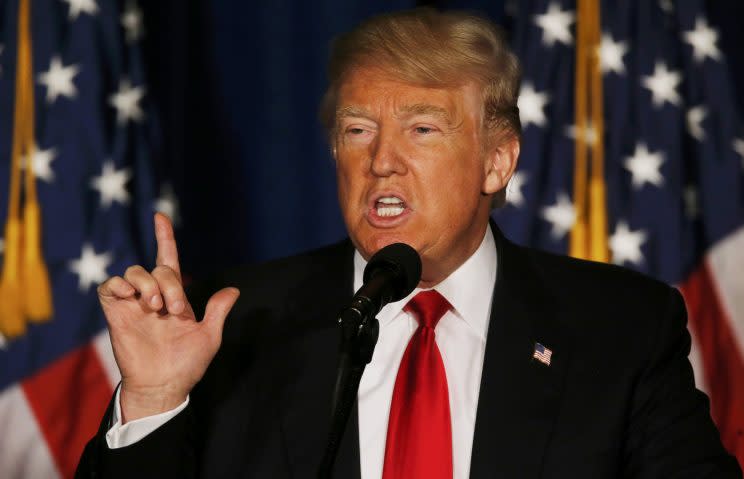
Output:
[532, 342, 553, 366]
[0, 1, 166, 477]
[496, 0, 744, 465]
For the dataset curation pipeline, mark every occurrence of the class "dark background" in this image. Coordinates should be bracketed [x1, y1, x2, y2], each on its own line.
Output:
[139, 0, 744, 280]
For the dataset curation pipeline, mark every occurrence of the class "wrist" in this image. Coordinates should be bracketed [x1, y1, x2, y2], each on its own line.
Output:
[120, 384, 187, 423]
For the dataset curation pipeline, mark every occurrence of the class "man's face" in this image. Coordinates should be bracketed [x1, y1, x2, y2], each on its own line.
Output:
[334, 66, 516, 286]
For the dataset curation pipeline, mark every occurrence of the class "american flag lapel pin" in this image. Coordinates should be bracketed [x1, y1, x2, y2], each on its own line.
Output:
[532, 342, 552, 366]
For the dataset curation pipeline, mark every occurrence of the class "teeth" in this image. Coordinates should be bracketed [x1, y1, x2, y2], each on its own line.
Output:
[377, 206, 405, 217]
[378, 196, 403, 205]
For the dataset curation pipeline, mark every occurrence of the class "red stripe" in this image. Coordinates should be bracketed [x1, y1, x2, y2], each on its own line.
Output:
[680, 263, 744, 466]
[21, 343, 114, 479]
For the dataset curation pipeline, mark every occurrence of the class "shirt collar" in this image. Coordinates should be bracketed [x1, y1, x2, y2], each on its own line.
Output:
[352, 224, 497, 341]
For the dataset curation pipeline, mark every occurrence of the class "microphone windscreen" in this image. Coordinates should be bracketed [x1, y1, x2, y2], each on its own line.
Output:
[363, 243, 422, 301]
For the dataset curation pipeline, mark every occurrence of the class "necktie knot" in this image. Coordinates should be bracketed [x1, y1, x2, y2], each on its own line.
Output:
[404, 290, 451, 329]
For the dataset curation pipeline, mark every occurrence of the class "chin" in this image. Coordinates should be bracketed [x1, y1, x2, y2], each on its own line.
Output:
[357, 231, 415, 260]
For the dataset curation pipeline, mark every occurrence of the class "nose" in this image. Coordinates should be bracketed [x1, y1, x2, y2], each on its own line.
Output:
[369, 129, 408, 177]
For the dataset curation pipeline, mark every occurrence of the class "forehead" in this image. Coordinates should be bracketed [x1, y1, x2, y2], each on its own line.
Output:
[335, 66, 482, 121]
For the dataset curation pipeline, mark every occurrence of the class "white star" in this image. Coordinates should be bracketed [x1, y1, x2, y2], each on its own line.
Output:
[518, 82, 550, 128]
[109, 79, 145, 124]
[533, 2, 575, 47]
[686, 105, 707, 141]
[22, 144, 57, 183]
[0, 237, 4, 254]
[642, 61, 682, 108]
[541, 192, 576, 239]
[599, 33, 628, 75]
[624, 142, 665, 189]
[0, 332, 6, 349]
[683, 17, 722, 63]
[659, 0, 673, 13]
[154, 183, 181, 226]
[61, 0, 99, 20]
[121, 1, 144, 43]
[37, 56, 80, 103]
[0, 44, 4, 76]
[506, 171, 529, 207]
[564, 121, 597, 146]
[610, 221, 647, 266]
[733, 138, 744, 169]
[684, 185, 699, 219]
[90, 160, 132, 208]
[69, 243, 113, 292]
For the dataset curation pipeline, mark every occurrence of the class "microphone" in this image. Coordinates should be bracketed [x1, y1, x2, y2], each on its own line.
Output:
[318, 243, 421, 478]
[343, 242, 422, 327]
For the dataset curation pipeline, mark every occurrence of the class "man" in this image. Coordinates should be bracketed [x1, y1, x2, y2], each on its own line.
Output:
[77, 8, 741, 478]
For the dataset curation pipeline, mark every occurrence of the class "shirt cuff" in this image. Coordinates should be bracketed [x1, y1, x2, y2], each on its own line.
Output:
[105, 386, 190, 449]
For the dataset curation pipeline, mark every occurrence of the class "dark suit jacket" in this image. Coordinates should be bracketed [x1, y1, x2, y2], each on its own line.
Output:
[76, 227, 741, 478]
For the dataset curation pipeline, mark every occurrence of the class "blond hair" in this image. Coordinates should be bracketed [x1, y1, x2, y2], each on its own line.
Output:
[320, 8, 522, 144]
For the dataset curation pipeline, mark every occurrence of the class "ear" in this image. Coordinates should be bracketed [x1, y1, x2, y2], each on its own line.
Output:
[482, 135, 520, 195]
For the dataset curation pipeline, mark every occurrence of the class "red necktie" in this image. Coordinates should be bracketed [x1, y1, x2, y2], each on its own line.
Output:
[382, 290, 453, 479]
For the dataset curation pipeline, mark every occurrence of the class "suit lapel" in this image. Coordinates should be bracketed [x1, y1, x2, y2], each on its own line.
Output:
[279, 240, 362, 479]
[470, 226, 570, 478]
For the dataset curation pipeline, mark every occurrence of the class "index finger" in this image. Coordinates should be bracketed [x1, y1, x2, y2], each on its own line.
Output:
[154, 212, 181, 278]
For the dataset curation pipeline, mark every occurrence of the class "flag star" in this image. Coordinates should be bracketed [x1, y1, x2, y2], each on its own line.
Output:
[642, 62, 682, 108]
[541, 192, 576, 239]
[506, 171, 528, 207]
[733, 138, 744, 169]
[518, 83, 550, 128]
[0, 44, 4, 76]
[624, 142, 665, 189]
[37, 56, 80, 103]
[686, 105, 707, 141]
[121, 1, 144, 43]
[109, 79, 146, 124]
[684, 185, 699, 219]
[154, 183, 181, 226]
[599, 33, 628, 75]
[610, 221, 647, 266]
[61, 0, 99, 20]
[0, 332, 6, 349]
[533, 2, 575, 47]
[69, 243, 113, 292]
[0, 237, 4, 254]
[683, 17, 722, 63]
[22, 144, 58, 183]
[91, 160, 132, 208]
[564, 121, 597, 145]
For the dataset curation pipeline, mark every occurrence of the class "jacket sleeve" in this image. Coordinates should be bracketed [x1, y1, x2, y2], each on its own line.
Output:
[623, 286, 742, 478]
[75, 391, 198, 479]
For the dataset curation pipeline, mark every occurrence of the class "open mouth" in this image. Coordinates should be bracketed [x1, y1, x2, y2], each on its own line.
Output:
[374, 196, 406, 217]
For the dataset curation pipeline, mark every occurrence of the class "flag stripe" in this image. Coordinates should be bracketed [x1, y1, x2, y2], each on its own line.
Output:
[0, 385, 60, 479]
[707, 227, 744, 356]
[680, 262, 744, 461]
[21, 343, 114, 478]
[92, 329, 121, 389]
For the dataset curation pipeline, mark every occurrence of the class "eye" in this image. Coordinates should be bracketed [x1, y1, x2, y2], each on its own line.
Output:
[414, 126, 435, 134]
[348, 127, 366, 135]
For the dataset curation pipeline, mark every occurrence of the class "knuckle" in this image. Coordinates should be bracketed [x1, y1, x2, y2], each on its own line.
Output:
[124, 264, 145, 277]
[151, 265, 174, 278]
[162, 283, 184, 299]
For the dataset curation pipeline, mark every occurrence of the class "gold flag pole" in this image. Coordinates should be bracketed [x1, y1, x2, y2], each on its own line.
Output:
[570, 0, 609, 263]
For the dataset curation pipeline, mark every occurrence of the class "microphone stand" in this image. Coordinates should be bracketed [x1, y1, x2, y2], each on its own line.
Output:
[317, 307, 379, 479]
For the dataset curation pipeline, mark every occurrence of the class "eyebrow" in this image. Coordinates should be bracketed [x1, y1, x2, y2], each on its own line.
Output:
[397, 104, 451, 122]
[335, 104, 454, 124]
[335, 106, 373, 121]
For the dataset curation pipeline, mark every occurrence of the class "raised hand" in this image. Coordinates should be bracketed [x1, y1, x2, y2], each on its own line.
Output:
[98, 213, 240, 422]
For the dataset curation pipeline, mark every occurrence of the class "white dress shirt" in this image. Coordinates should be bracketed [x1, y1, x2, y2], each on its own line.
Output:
[107, 226, 497, 479]
[356, 227, 496, 479]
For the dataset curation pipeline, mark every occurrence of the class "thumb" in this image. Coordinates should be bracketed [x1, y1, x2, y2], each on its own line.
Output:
[202, 287, 240, 339]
